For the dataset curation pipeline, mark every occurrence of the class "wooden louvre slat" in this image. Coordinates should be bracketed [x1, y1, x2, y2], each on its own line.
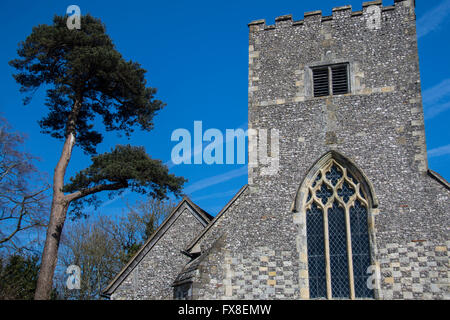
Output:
[313, 68, 329, 97]
[331, 65, 349, 95]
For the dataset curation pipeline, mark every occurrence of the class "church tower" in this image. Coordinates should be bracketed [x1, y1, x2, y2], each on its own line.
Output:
[245, 0, 449, 299]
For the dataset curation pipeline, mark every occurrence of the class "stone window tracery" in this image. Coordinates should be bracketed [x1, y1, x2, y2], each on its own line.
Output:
[305, 160, 373, 299]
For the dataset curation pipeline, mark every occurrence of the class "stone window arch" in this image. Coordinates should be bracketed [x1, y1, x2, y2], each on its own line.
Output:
[292, 151, 379, 299]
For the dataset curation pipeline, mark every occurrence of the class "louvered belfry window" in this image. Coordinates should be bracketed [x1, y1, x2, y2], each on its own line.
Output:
[312, 67, 330, 97]
[305, 160, 374, 299]
[312, 64, 349, 97]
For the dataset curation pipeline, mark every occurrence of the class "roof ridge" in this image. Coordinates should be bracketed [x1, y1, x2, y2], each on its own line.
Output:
[182, 196, 214, 221]
[184, 184, 249, 253]
[427, 169, 450, 190]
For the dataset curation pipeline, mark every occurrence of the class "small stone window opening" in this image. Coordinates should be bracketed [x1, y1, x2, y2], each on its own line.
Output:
[312, 64, 349, 97]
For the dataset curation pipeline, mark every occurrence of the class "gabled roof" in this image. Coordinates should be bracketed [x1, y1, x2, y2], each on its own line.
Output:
[184, 184, 248, 254]
[101, 196, 213, 297]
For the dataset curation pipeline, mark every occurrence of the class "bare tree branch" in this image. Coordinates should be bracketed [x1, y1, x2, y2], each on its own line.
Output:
[0, 117, 49, 253]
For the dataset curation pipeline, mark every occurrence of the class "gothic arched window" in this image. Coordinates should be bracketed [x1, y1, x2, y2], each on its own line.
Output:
[305, 160, 373, 299]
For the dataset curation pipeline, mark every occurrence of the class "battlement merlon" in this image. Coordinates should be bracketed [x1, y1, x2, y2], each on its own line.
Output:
[248, 0, 415, 32]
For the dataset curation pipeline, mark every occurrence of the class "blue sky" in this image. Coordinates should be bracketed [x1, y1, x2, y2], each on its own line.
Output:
[1, 0, 449, 217]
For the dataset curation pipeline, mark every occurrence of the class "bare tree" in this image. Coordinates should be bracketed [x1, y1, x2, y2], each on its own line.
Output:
[57, 197, 174, 300]
[114, 197, 175, 260]
[0, 117, 49, 253]
[58, 216, 123, 300]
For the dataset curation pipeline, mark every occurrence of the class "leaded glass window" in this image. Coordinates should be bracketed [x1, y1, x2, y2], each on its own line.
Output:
[350, 200, 373, 298]
[305, 160, 374, 299]
[306, 202, 327, 298]
[328, 201, 350, 298]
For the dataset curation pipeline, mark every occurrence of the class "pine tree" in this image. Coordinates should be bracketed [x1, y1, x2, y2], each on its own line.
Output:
[0, 254, 40, 300]
[9, 14, 186, 299]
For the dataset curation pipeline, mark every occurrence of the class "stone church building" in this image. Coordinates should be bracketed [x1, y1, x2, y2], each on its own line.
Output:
[103, 0, 449, 300]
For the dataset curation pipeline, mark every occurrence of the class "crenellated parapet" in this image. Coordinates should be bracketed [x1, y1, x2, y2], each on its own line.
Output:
[248, 0, 414, 32]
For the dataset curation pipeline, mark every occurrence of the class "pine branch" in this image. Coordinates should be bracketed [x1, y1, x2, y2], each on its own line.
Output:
[65, 181, 128, 203]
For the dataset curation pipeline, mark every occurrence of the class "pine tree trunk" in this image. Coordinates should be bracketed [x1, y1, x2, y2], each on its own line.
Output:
[34, 102, 79, 300]
[34, 196, 69, 299]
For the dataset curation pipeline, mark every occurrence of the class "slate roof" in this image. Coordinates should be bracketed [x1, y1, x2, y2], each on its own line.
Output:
[173, 233, 227, 287]
[172, 251, 209, 286]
